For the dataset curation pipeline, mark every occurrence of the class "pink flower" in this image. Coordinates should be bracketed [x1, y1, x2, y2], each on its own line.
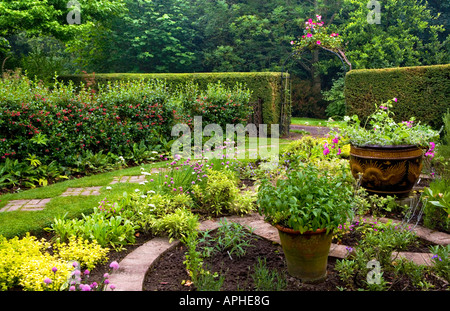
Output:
[380, 105, 387, 110]
[308, 18, 313, 24]
[429, 142, 435, 151]
[337, 148, 342, 155]
[290, 41, 294, 45]
[393, 97, 398, 102]
[332, 135, 339, 144]
[316, 40, 321, 45]
[109, 261, 119, 270]
[316, 15, 322, 21]
[307, 33, 313, 38]
[323, 144, 330, 156]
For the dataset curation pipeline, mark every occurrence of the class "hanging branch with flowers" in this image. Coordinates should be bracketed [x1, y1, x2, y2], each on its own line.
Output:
[290, 15, 352, 70]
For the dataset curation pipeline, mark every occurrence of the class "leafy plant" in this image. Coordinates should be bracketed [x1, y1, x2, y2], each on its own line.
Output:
[257, 162, 355, 233]
[335, 98, 440, 148]
[200, 219, 255, 259]
[251, 257, 287, 291]
[422, 179, 450, 233]
[429, 244, 449, 282]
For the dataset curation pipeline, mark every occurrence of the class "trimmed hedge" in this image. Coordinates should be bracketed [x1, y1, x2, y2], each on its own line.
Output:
[344, 64, 450, 130]
[58, 72, 291, 136]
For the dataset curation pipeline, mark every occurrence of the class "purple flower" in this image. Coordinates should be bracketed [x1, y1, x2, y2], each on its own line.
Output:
[84, 269, 90, 276]
[380, 105, 387, 110]
[393, 97, 397, 102]
[109, 261, 120, 270]
[69, 285, 76, 291]
[109, 284, 116, 290]
[52, 267, 58, 273]
[44, 277, 52, 285]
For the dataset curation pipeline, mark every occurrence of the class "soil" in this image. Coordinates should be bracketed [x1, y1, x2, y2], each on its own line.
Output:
[141, 229, 448, 292]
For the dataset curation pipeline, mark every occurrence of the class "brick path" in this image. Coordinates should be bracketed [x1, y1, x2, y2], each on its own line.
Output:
[0, 198, 51, 212]
[110, 175, 147, 184]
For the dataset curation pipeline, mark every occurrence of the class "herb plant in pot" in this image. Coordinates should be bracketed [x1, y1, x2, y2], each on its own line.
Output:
[257, 163, 355, 283]
[333, 98, 440, 198]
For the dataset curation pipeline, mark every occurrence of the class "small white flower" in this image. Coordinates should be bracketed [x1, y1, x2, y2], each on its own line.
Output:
[148, 203, 156, 208]
[140, 195, 147, 199]
[135, 189, 140, 192]
[147, 190, 156, 194]
[106, 186, 112, 190]
[142, 172, 151, 175]
[152, 151, 158, 154]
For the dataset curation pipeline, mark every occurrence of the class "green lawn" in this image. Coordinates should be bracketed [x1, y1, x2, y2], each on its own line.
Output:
[0, 137, 292, 238]
[291, 117, 344, 127]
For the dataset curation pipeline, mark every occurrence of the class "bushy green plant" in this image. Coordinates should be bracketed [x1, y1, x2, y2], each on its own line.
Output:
[422, 179, 450, 233]
[336, 98, 440, 148]
[191, 169, 242, 216]
[149, 207, 199, 242]
[0, 234, 71, 291]
[47, 211, 138, 251]
[257, 162, 355, 233]
[53, 236, 109, 271]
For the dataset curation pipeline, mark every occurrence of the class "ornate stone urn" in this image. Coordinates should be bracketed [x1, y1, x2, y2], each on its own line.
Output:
[349, 145, 423, 198]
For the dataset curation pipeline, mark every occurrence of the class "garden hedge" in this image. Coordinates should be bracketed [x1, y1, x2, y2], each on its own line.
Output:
[58, 72, 291, 136]
[344, 64, 450, 130]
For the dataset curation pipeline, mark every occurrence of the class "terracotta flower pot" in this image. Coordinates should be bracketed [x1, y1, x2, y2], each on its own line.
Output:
[275, 224, 333, 283]
[349, 144, 423, 198]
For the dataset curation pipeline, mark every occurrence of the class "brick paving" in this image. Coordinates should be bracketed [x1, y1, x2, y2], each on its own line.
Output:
[0, 198, 51, 212]
[60, 186, 102, 197]
[110, 175, 147, 184]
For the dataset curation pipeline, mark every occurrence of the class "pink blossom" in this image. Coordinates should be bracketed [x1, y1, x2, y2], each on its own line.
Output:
[316, 40, 321, 45]
[307, 33, 312, 38]
[290, 41, 294, 45]
[332, 135, 339, 144]
[316, 15, 322, 21]
[393, 97, 398, 102]
[308, 18, 313, 24]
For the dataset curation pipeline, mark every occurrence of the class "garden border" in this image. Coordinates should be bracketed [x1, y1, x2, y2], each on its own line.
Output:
[107, 213, 449, 291]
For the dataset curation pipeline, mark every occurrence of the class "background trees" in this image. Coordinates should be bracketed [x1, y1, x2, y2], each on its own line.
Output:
[1, 0, 448, 116]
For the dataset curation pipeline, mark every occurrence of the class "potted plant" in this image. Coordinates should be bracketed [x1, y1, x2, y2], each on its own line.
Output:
[257, 163, 355, 283]
[332, 98, 440, 198]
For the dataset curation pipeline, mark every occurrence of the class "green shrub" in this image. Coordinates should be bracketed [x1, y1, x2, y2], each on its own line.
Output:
[422, 179, 450, 233]
[58, 71, 291, 135]
[344, 64, 450, 130]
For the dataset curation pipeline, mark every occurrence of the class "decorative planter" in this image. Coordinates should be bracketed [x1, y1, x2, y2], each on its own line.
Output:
[275, 224, 333, 283]
[349, 144, 423, 198]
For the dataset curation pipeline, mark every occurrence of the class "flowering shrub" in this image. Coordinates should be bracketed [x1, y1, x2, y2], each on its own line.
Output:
[291, 15, 343, 52]
[0, 73, 252, 189]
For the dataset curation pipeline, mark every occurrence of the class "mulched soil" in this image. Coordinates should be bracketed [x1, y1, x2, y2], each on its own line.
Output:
[141, 229, 448, 292]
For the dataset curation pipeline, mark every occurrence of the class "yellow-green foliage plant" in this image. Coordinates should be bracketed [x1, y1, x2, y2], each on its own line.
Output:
[53, 236, 109, 271]
[0, 234, 70, 291]
[0, 233, 110, 291]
